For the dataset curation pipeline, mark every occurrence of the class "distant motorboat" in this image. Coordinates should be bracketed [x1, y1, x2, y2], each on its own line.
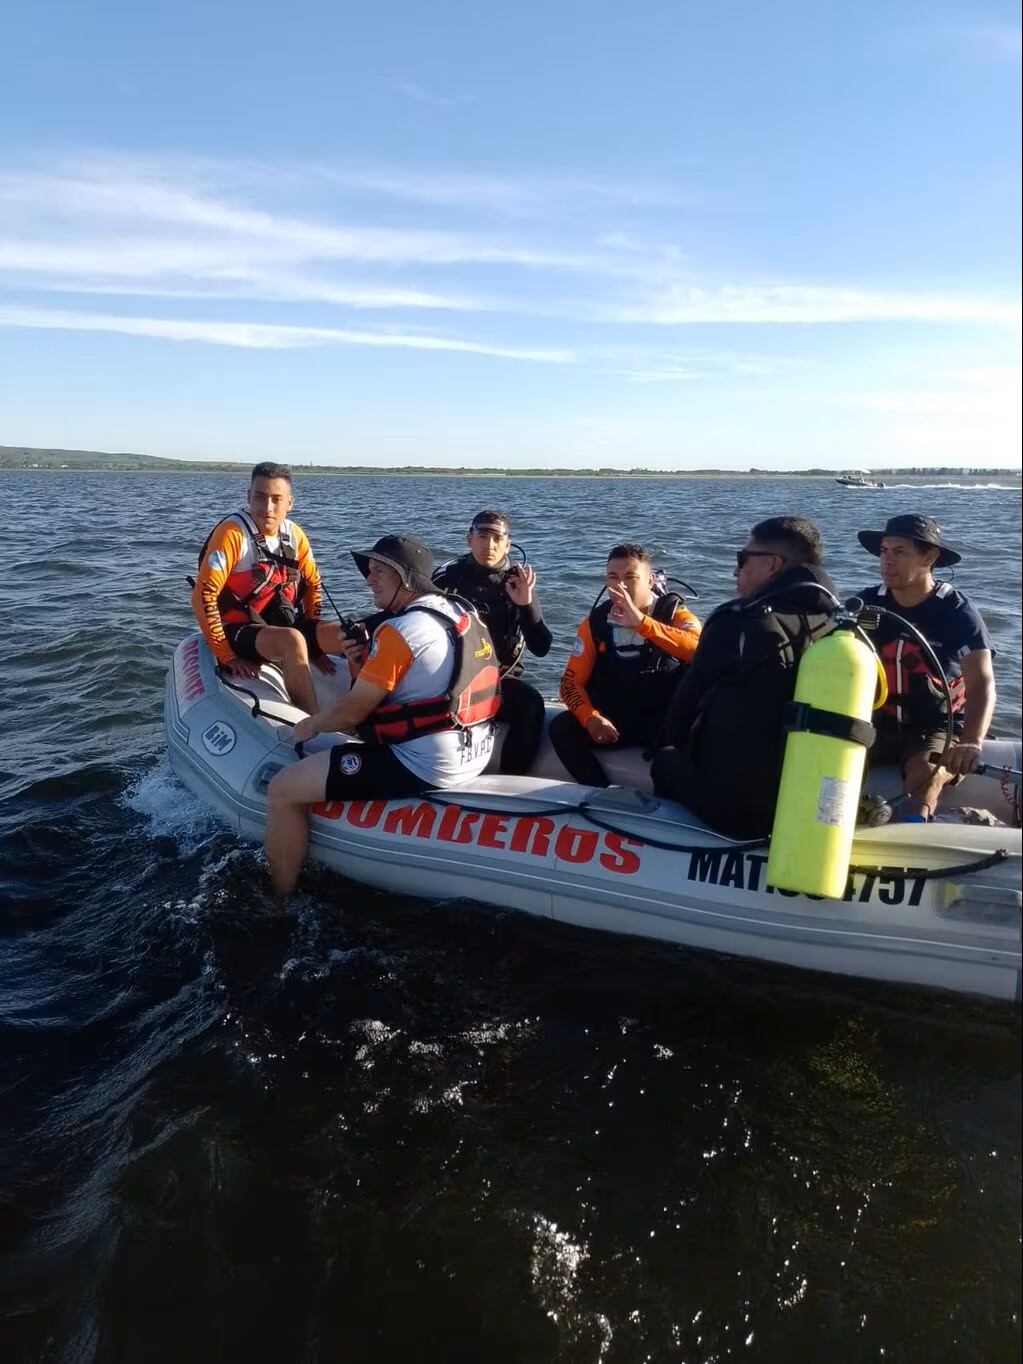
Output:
[836, 473, 886, 489]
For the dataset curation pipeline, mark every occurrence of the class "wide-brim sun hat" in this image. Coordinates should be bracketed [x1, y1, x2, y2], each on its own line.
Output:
[857, 513, 961, 568]
[351, 533, 435, 594]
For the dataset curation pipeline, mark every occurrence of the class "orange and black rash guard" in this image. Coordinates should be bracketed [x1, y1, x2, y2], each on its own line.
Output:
[191, 515, 322, 665]
[559, 604, 702, 726]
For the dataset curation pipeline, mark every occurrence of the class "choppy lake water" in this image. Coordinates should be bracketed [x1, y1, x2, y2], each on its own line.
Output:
[1, 472, 1020, 1363]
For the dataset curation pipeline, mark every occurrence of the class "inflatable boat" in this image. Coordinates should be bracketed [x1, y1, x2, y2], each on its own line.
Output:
[165, 635, 1022, 1003]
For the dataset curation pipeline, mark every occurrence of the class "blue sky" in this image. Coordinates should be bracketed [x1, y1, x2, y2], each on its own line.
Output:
[0, 0, 1019, 469]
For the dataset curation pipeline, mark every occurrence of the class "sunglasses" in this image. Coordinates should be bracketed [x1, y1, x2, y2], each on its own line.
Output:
[735, 549, 779, 569]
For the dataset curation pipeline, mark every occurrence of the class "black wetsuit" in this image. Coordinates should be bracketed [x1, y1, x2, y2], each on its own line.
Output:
[432, 554, 553, 775]
[651, 565, 837, 837]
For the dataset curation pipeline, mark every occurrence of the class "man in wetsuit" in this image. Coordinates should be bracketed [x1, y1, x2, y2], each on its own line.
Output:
[856, 513, 995, 821]
[432, 510, 553, 774]
[651, 517, 836, 836]
[551, 543, 701, 787]
[191, 462, 347, 714]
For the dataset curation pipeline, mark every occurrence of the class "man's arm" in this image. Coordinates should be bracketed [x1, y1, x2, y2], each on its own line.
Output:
[505, 565, 553, 657]
[293, 524, 323, 620]
[518, 598, 553, 658]
[294, 675, 390, 742]
[944, 648, 996, 775]
[634, 605, 702, 663]
[191, 520, 246, 665]
[295, 621, 416, 742]
[558, 619, 599, 725]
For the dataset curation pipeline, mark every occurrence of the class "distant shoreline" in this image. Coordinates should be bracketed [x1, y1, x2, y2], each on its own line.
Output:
[1, 448, 1018, 484]
[0, 466, 888, 480]
[6, 468, 1022, 484]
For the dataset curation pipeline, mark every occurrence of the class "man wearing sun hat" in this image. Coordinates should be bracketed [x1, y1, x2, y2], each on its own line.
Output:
[264, 533, 499, 894]
[856, 513, 996, 821]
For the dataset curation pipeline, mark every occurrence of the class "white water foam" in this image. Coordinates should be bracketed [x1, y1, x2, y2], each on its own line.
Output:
[121, 756, 221, 854]
[880, 482, 1018, 491]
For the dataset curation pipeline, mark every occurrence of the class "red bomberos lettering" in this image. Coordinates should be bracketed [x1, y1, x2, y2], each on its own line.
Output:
[175, 637, 205, 703]
[310, 798, 642, 874]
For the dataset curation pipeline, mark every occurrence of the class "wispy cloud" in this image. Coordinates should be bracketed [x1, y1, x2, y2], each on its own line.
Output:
[0, 166, 596, 270]
[0, 154, 1018, 386]
[391, 80, 476, 109]
[605, 284, 1021, 327]
[589, 343, 805, 384]
[0, 303, 574, 362]
[306, 166, 695, 216]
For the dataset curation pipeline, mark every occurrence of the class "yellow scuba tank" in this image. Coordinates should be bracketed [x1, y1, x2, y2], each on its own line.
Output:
[767, 622, 885, 899]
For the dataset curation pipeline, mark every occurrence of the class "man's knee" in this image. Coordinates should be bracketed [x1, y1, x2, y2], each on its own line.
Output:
[505, 682, 544, 724]
[267, 764, 304, 807]
[268, 752, 329, 806]
[277, 627, 310, 662]
[549, 710, 583, 745]
[524, 687, 546, 725]
[254, 626, 309, 664]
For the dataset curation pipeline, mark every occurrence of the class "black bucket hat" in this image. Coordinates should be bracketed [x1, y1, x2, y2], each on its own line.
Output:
[857, 514, 961, 568]
[351, 534, 435, 594]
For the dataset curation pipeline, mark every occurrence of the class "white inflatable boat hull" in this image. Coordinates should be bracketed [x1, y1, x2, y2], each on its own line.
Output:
[166, 636, 1022, 1003]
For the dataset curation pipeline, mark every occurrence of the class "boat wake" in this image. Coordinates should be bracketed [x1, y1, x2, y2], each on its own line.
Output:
[882, 482, 1017, 491]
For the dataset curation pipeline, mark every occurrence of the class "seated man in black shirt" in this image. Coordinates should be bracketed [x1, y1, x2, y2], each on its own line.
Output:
[856, 513, 996, 821]
[432, 510, 553, 774]
[651, 516, 836, 837]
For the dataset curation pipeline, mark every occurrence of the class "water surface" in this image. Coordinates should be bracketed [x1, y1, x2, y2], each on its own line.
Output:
[2, 472, 1020, 1363]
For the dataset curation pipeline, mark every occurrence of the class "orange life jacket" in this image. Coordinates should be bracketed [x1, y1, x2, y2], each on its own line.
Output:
[360, 605, 501, 745]
[199, 512, 303, 628]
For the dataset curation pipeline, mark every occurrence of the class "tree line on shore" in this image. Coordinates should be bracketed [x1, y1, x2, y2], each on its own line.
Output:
[1, 446, 1017, 479]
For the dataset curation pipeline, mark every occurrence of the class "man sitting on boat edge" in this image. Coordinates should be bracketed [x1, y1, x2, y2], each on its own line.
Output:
[265, 534, 500, 895]
[651, 516, 836, 837]
[432, 509, 552, 776]
[551, 543, 701, 787]
[190, 461, 347, 714]
[856, 513, 995, 822]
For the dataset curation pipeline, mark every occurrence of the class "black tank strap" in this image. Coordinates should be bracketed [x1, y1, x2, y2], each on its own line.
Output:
[651, 591, 684, 623]
[784, 701, 876, 749]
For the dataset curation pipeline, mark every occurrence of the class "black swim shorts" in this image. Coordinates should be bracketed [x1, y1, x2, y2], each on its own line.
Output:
[324, 743, 431, 801]
[224, 618, 324, 662]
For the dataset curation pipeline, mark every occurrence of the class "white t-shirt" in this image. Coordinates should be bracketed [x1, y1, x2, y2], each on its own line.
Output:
[358, 594, 495, 785]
